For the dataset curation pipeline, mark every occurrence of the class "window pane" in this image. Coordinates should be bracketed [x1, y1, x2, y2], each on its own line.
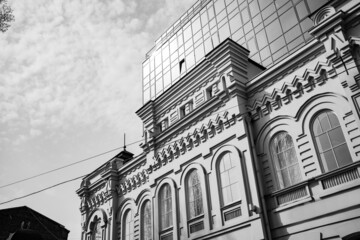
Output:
[124, 210, 134, 240]
[256, 30, 268, 50]
[333, 144, 352, 167]
[328, 127, 346, 147]
[316, 134, 331, 152]
[288, 164, 302, 185]
[223, 153, 232, 171]
[230, 183, 241, 201]
[187, 170, 203, 219]
[285, 147, 297, 164]
[160, 184, 172, 229]
[313, 111, 353, 173]
[280, 8, 297, 32]
[281, 169, 291, 188]
[318, 113, 331, 132]
[219, 152, 242, 205]
[296, 1, 308, 20]
[222, 186, 232, 205]
[322, 150, 337, 171]
[228, 168, 238, 185]
[221, 171, 230, 187]
[277, 152, 286, 168]
[328, 112, 340, 127]
[142, 201, 152, 240]
[313, 118, 323, 136]
[265, 19, 282, 42]
[271, 132, 301, 189]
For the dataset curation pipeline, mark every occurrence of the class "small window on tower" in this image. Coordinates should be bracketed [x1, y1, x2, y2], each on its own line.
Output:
[179, 59, 185, 74]
[180, 101, 193, 118]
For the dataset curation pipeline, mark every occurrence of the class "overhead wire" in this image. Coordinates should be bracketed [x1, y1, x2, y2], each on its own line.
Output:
[0, 139, 144, 189]
[0, 175, 86, 205]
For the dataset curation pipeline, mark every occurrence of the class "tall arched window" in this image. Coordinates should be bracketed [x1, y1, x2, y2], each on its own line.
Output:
[141, 200, 152, 240]
[312, 111, 352, 172]
[123, 210, 134, 240]
[92, 221, 102, 240]
[218, 152, 241, 205]
[270, 132, 302, 189]
[159, 184, 172, 230]
[187, 170, 203, 219]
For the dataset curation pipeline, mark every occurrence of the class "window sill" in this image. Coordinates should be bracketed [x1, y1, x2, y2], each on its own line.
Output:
[273, 195, 313, 213]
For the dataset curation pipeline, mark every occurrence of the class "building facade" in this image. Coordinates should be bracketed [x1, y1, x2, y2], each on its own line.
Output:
[77, 0, 360, 239]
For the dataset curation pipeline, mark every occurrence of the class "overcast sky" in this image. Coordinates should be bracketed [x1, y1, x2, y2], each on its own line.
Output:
[0, 0, 194, 239]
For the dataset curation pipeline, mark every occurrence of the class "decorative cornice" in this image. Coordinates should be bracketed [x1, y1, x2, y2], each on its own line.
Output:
[248, 60, 336, 119]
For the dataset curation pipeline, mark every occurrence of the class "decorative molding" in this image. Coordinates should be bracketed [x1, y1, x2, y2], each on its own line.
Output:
[249, 61, 336, 119]
[116, 170, 149, 197]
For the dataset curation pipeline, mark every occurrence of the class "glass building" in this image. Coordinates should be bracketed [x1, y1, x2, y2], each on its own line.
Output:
[142, 0, 329, 103]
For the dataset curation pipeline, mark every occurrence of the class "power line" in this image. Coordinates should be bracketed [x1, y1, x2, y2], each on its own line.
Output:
[0, 175, 86, 205]
[0, 139, 144, 189]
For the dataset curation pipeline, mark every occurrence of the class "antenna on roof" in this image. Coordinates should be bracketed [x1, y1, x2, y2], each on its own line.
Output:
[124, 133, 126, 150]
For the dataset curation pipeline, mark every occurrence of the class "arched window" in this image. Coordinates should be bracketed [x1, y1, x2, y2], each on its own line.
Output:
[159, 184, 172, 230]
[312, 111, 352, 172]
[270, 132, 302, 189]
[141, 200, 152, 240]
[123, 210, 134, 240]
[218, 152, 241, 205]
[92, 221, 102, 240]
[187, 170, 203, 219]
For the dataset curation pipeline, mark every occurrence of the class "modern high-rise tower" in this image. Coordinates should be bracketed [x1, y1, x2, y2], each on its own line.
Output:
[77, 0, 360, 239]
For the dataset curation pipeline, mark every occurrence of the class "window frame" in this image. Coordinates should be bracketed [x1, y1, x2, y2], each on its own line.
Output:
[91, 219, 102, 240]
[122, 209, 134, 240]
[186, 169, 204, 220]
[159, 184, 173, 232]
[180, 164, 210, 238]
[85, 209, 107, 240]
[154, 179, 178, 240]
[141, 199, 152, 240]
[269, 131, 302, 190]
[217, 151, 242, 207]
[215, 150, 245, 223]
[311, 110, 352, 173]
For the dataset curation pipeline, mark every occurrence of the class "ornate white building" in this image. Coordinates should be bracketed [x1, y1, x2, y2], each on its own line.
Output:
[77, 0, 360, 239]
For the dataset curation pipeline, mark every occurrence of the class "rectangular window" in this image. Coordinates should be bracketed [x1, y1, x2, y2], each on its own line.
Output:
[180, 101, 193, 118]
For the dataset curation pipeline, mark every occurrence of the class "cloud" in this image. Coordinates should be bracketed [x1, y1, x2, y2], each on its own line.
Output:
[0, 0, 195, 147]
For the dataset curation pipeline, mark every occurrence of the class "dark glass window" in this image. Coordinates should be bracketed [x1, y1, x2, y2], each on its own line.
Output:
[159, 184, 172, 230]
[187, 170, 204, 219]
[270, 132, 302, 189]
[312, 111, 352, 172]
[142, 201, 152, 240]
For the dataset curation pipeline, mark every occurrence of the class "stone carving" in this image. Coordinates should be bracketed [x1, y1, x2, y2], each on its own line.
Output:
[249, 61, 336, 119]
[313, 6, 336, 25]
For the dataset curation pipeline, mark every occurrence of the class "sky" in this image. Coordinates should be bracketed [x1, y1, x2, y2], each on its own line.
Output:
[0, 0, 194, 239]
